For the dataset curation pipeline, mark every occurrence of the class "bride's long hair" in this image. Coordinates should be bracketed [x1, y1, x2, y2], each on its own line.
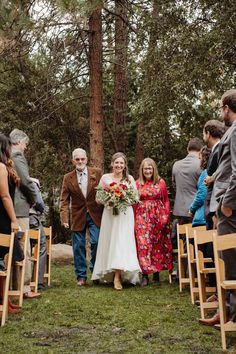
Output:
[111, 152, 129, 181]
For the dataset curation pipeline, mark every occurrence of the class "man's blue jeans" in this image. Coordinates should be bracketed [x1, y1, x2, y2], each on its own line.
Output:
[72, 213, 100, 281]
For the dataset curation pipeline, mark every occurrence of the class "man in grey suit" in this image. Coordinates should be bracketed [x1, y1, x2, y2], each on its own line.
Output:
[10, 128, 41, 298]
[200, 89, 236, 326]
[203, 120, 225, 230]
[171, 138, 202, 248]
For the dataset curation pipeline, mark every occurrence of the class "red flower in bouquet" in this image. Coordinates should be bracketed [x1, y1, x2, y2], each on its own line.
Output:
[96, 181, 139, 215]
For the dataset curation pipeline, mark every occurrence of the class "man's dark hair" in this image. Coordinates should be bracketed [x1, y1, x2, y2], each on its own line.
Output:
[204, 120, 225, 139]
[187, 138, 203, 152]
[222, 89, 236, 113]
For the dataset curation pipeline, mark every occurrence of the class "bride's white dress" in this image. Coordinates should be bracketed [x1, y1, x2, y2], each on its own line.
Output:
[92, 174, 141, 284]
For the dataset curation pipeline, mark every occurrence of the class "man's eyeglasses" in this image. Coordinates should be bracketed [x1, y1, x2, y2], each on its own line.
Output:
[74, 158, 86, 162]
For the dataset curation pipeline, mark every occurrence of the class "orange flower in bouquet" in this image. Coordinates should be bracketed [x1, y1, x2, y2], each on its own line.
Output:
[96, 181, 139, 215]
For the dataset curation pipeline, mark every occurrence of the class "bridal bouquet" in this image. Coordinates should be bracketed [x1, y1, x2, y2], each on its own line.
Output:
[96, 181, 139, 215]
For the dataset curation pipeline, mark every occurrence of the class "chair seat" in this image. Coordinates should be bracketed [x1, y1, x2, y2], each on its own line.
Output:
[181, 278, 190, 283]
[0, 271, 7, 276]
[201, 267, 216, 274]
[221, 280, 236, 290]
[223, 321, 236, 331]
[202, 301, 218, 309]
[204, 258, 213, 263]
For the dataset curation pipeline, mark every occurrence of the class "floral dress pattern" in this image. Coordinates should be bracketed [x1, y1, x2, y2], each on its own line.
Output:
[135, 179, 173, 274]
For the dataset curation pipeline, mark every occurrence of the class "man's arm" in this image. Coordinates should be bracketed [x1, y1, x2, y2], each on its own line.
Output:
[221, 127, 236, 215]
[13, 153, 37, 204]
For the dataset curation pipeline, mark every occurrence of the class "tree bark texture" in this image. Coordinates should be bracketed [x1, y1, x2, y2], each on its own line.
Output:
[88, 6, 104, 170]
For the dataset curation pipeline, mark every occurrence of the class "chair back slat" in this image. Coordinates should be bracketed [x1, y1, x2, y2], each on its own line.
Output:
[194, 229, 215, 245]
[187, 225, 206, 239]
[215, 233, 236, 251]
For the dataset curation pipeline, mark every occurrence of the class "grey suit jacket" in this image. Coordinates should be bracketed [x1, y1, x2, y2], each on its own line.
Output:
[172, 153, 201, 216]
[11, 148, 37, 217]
[213, 121, 236, 210]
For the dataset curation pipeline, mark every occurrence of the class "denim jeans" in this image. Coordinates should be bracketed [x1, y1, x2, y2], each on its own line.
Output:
[72, 213, 100, 280]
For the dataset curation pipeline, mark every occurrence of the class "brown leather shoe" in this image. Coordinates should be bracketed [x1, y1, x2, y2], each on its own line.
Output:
[23, 291, 41, 299]
[77, 279, 86, 286]
[199, 313, 220, 326]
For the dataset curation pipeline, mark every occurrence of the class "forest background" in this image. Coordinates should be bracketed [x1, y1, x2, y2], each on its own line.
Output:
[0, 0, 235, 241]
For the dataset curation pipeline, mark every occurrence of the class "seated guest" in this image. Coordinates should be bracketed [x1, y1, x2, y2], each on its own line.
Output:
[135, 158, 172, 287]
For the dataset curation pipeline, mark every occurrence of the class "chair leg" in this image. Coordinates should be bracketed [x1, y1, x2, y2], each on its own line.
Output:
[1, 277, 8, 326]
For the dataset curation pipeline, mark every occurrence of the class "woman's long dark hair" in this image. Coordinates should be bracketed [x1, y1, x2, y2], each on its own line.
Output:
[200, 146, 211, 170]
[0, 133, 20, 186]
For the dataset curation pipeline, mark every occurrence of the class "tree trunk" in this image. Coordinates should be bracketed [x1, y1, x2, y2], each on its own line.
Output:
[134, 0, 158, 175]
[88, 6, 104, 170]
[113, 0, 128, 152]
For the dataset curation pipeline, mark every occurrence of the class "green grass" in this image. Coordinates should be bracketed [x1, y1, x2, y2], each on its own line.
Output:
[1, 264, 236, 353]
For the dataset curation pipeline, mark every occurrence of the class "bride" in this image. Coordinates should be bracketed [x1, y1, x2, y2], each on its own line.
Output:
[92, 152, 141, 290]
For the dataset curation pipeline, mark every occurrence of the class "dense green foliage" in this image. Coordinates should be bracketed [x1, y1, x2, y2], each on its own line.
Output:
[0, 1, 235, 238]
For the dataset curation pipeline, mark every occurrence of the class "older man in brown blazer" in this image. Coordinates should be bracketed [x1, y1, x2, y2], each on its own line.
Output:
[60, 148, 103, 286]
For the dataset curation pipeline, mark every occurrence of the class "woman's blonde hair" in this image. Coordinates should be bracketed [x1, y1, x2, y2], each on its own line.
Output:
[111, 152, 129, 181]
[138, 158, 160, 184]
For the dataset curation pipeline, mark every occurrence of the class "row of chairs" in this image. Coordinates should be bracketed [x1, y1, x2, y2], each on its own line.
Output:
[0, 226, 52, 326]
[177, 223, 236, 350]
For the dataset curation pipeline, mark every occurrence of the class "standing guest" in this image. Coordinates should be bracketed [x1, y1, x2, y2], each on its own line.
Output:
[203, 120, 225, 230]
[135, 158, 172, 287]
[0, 132, 21, 313]
[10, 128, 40, 299]
[188, 146, 211, 227]
[60, 148, 103, 286]
[171, 138, 203, 248]
[29, 178, 47, 291]
[201, 120, 225, 293]
[199, 89, 236, 326]
[92, 152, 141, 290]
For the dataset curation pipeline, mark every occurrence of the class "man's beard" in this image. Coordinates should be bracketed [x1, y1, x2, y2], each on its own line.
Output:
[224, 114, 232, 127]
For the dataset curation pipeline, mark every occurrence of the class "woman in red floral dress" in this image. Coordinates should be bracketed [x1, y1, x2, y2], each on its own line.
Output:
[135, 158, 172, 286]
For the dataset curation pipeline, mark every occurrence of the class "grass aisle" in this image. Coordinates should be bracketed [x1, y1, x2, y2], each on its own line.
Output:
[0, 264, 235, 353]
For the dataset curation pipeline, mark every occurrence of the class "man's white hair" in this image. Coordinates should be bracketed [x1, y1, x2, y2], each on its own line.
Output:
[72, 148, 87, 159]
[10, 128, 29, 145]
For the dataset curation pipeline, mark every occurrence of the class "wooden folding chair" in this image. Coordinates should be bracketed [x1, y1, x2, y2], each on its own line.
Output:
[213, 232, 236, 350]
[0, 232, 14, 326]
[43, 226, 52, 286]
[28, 229, 40, 293]
[8, 231, 28, 307]
[177, 223, 192, 292]
[194, 229, 217, 319]
[186, 225, 206, 304]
